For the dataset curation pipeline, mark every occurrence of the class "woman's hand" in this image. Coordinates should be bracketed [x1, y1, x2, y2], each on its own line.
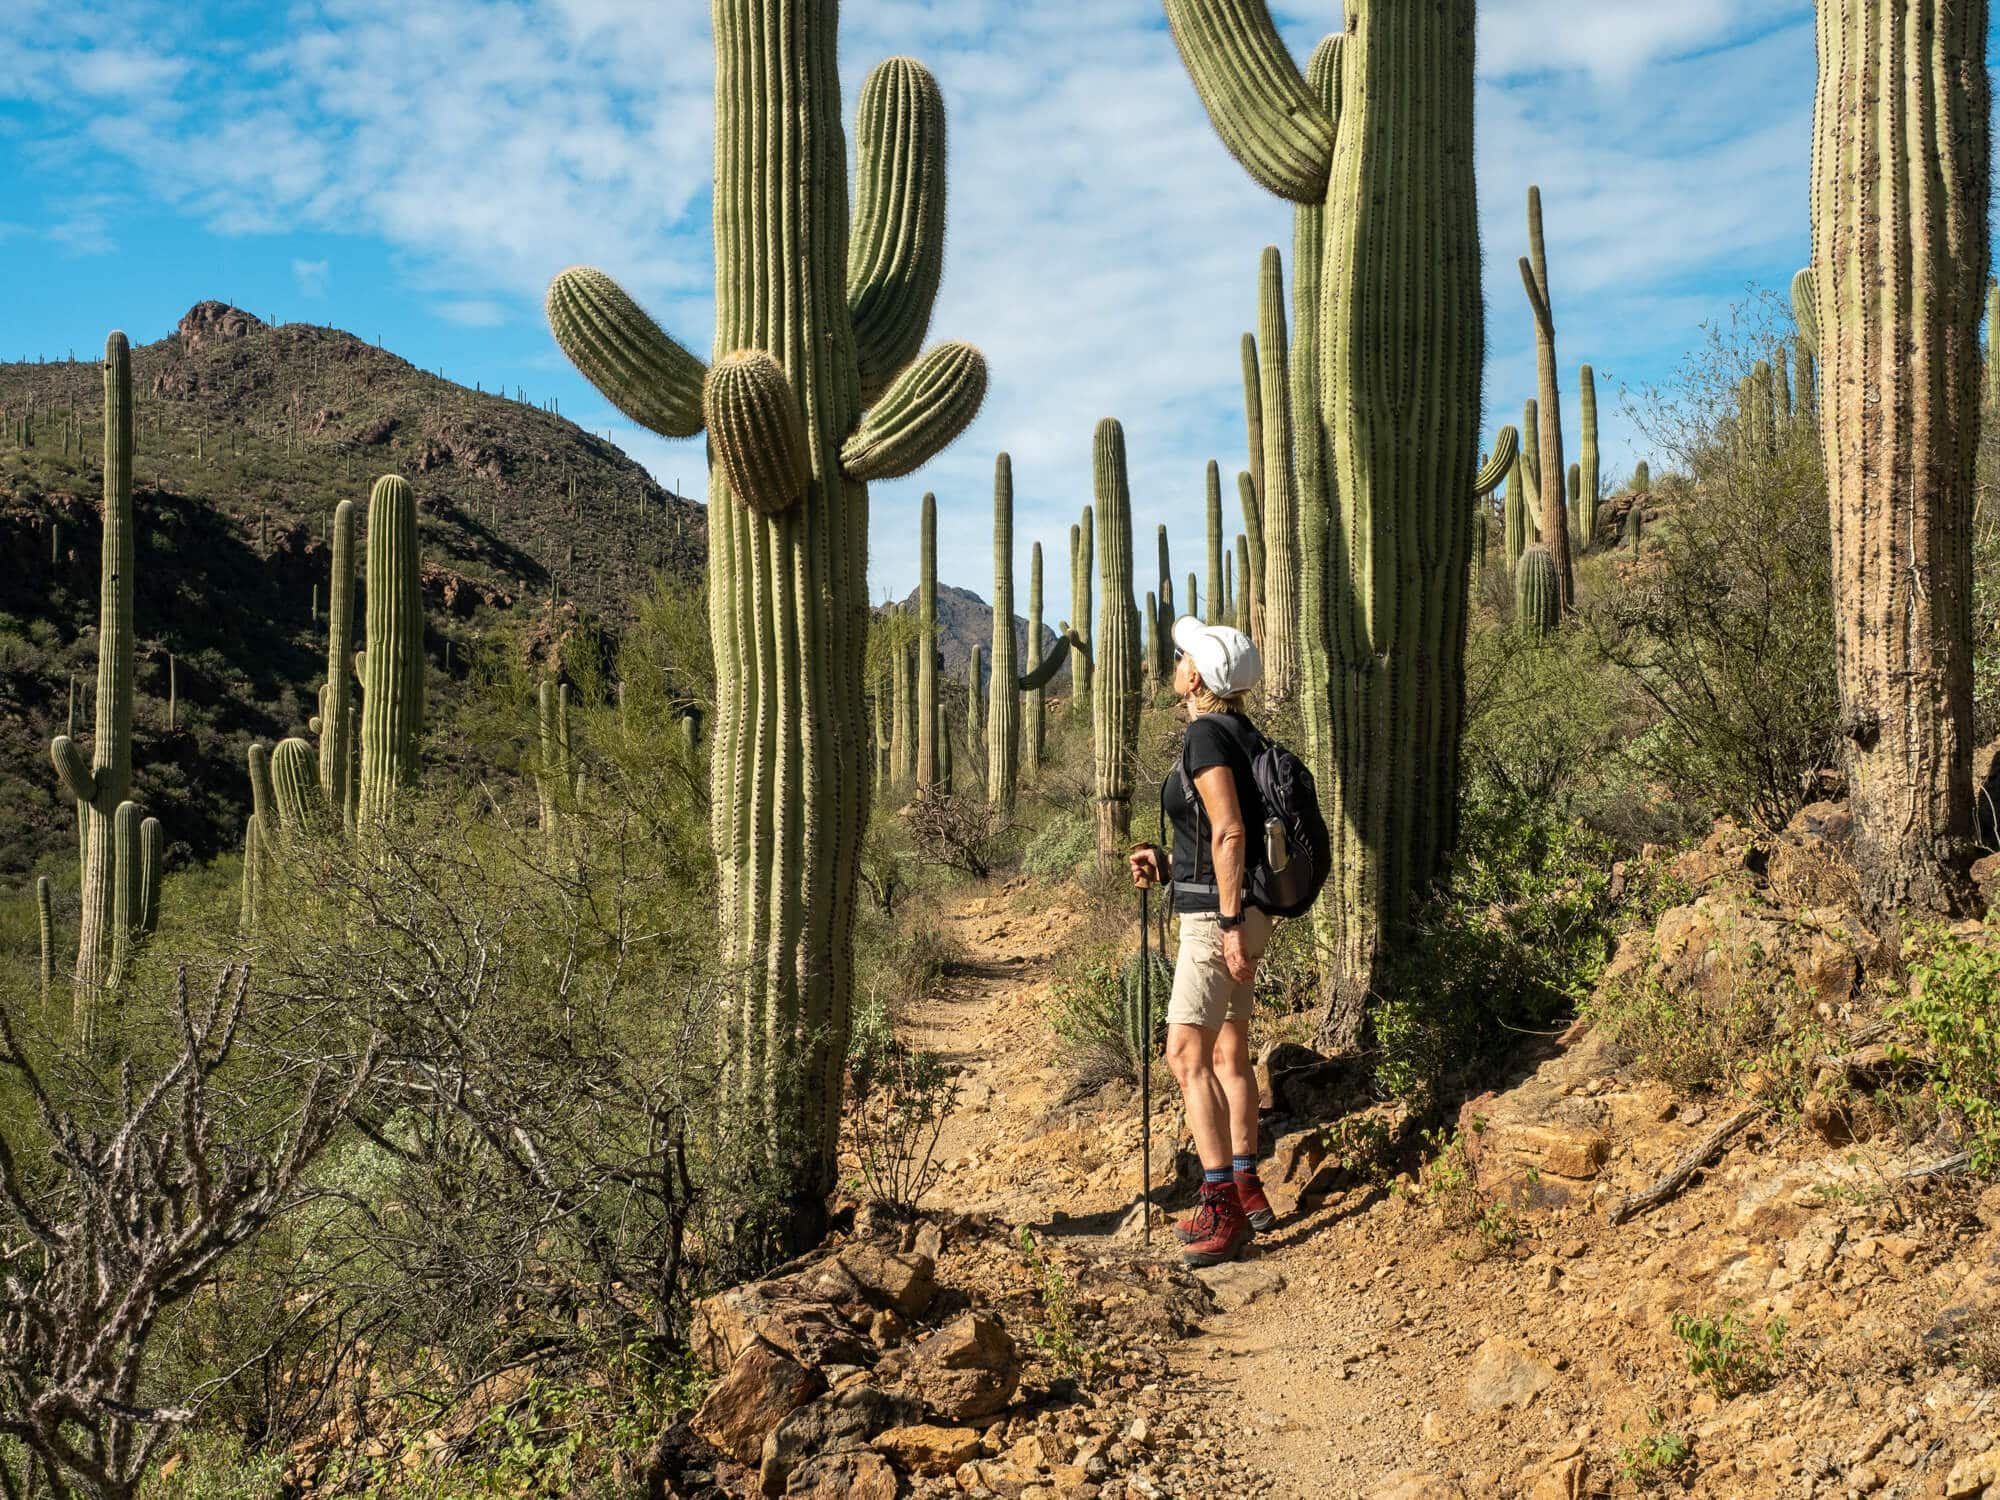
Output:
[1127, 845, 1164, 888]
[1221, 925, 1256, 984]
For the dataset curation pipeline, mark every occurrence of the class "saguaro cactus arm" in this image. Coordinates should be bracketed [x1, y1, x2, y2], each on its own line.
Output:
[1018, 626, 1079, 691]
[840, 341, 988, 481]
[1475, 427, 1519, 496]
[847, 57, 947, 403]
[1163, 0, 1335, 202]
[545, 267, 708, 439]
[1791, 267, 1820, 357]
[50, 737, 95, 804]
[706, 350, 812, 515]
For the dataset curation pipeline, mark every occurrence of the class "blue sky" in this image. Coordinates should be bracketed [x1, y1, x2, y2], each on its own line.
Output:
[2, 0, 1978, 606]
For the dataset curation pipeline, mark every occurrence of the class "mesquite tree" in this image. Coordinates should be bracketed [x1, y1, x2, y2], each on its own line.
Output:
[1170, 0, 1485, 1050]
[546, 2, 986, 1245]
[1804, 0, 1989, 921]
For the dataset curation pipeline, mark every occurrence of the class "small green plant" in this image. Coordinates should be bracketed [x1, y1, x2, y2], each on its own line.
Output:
[1418, 1121, 1523, 1255]
[1017, 1227, 1095, 1381]
[1894, 920, 2000, 1174]
[1615, 1409, 1694, 1490]
[1318, 1113, 1394, 1187]
[1670, 1307, 1787, 1397]
[845, 1003, 960, 1212]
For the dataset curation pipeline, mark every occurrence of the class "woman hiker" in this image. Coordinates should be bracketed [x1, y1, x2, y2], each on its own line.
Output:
[1126, 616, 1275, 1269]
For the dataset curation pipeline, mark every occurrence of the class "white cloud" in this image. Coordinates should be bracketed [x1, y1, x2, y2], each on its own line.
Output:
[292, 257, 331, 298]
[23, 0, 1836, 600]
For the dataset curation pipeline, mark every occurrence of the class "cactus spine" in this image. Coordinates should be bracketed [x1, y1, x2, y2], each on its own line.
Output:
[1091, 419, 1141, 868]
[1806, 0, 1988, 921]
[1169, 0, 1485, 1051]
[1577, 364, 1599, 551]
[358, 475, 423, 826]
[320, 497, 358, 831]
[1520, 187, 1573, 610]
[1515, 545, 1560, 641]
[548, 11, 989, 1235]
[48, 332, 138, 1032]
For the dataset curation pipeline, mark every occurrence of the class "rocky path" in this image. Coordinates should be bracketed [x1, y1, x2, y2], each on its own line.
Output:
[897, 877, 2000, 1500]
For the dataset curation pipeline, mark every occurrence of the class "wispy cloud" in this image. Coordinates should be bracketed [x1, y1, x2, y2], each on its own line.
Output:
[11, 0, 1835, 599]
[292, 257, 331, 298]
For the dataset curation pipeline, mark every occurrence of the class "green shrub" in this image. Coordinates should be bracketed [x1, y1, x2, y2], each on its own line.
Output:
[1671, 1307, 1786, 1397]
[1045, 947, 1136, 1089]
[1895, 920, 2000, 1175]
[1022, 814, 1094, 880]
[845, 995, 960, 1212]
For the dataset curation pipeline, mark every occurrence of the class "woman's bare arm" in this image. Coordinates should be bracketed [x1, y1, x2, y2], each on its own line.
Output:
[1193, 765, 1247, 917]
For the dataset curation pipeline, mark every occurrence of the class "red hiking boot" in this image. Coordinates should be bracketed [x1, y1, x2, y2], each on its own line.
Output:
[1174, 1194, 1218, 1245]
[1234, 1170, 1275, 1231]
[1180, 1182, 1251, 1268]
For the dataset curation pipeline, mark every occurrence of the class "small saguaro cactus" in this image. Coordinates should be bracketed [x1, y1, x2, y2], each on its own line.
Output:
[965, 642, 985, 789]
[988, 455, 1021, 806]
[917, 492, 941, 789]
[1515, 544, 1561, 641]
[36, 876, 53, 998]
[1236, 470, 1265, 646]
[1519, 396, 1541, 519]
[108, 800, 161, 986]
[1206, 465, 1226, 630]
[1091, 419, 1141, 868]
[1631, 461, 1650, 494]
[537, 679, 582, 846]
[319, 497, 358, 831]
[1024, 545, 1046, 776]
[1519, 187, 1573, 610]
[1156, 521, 1175, 682]
[358, 475, 424, 827]
[1578, 364, 1600, 551]
[48, 332, 144, 1034]
[1073, 504, 1095, 720]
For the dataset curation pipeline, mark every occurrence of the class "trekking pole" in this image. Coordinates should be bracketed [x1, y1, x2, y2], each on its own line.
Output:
[1138, 879, 1152, 1247]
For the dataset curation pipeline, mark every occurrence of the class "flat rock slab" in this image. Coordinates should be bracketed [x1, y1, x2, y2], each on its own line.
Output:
[1194, 1258, 1288, 1312]
[1463, 1335, 1558, 1412]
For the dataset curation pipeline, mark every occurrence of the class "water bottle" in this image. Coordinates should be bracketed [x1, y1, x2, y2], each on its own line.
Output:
[1265, 817, 1289, 873]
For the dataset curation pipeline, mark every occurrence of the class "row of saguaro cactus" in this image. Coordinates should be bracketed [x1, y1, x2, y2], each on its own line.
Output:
[1091, 419, 1141, 867]
[47, 333, 162, 1036]
[1170, 0, 1484, 1051]
[548, 5, 988, 1243]
[1797, 0, 1988, 924]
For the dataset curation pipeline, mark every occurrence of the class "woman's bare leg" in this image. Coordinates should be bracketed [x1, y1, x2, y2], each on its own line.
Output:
[1212, 1019, 1259, 1160]
[1166, 1021, 1231, 1169]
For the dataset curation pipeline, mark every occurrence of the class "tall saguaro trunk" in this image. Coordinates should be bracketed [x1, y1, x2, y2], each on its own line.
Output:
[1092, 420, 1141, 867]
[319, 497, 358, 831]
[49, 333, 135, 1035]
[1255, 246, 1302, 702]
[988, 454, 1020, 807]
[1807, 0, 1989, 922]
[1169, 0, 1484, 1053]
[1519, 187, 1573, 609]
[1024, 544, 1046, 776]
[917, 492, 939, 789]
[547, 1, 986, 1248]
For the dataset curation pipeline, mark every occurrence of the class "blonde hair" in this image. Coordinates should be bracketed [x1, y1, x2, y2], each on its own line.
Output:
[1190, 683, 1247, 717]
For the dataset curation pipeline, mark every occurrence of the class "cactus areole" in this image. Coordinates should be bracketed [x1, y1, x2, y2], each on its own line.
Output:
[546, 1, 986, 1248]
[1169, 0, 1484, 1052]
[1807, 0, 1989, 923]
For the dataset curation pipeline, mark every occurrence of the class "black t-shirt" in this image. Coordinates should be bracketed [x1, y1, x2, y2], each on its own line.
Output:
[1161, 712, 1266, 913]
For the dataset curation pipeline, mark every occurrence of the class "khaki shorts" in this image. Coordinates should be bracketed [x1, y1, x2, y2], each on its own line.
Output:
[1166, 909, 1274, 1029]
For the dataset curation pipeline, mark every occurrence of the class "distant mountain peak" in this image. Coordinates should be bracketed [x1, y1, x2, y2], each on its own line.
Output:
[176, 302, 265, 354]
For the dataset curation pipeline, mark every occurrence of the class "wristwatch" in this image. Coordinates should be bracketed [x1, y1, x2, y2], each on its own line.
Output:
[1216, 910, 1245, 931]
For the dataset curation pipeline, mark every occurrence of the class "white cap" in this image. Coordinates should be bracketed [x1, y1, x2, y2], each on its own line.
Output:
[1171, 616, 1262, 697]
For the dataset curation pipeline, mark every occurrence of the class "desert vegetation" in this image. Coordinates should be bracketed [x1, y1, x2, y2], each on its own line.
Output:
[1, 0, 1998, 1496]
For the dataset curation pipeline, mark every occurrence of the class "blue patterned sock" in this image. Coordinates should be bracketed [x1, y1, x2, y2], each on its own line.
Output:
[1202, 1166, 1231, 1186]
[1232, 1154, 1258, 1178]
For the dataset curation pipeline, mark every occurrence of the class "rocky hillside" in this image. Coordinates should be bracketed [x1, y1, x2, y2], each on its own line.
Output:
[897, 583, 1067, 692]
[0, 303, 705, 878]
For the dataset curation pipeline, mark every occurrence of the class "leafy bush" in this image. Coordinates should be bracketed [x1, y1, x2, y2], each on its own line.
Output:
[1021, 814, 1095, 880]
[845, 996, 960, 1211]
[1374, 788, 1618, 1110]
[1045, 948, 1139, 1090]
[1895, 920, 2000, 1175]
[1671, 1307, 1787, 1397]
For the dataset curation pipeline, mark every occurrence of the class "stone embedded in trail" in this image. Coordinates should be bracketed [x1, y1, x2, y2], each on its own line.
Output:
[872, 1422, 982, 1476]
[692, 1336, 826, 1466]
[1463, 1335, 1558, 1412]
[907, 1311, 1020, 1422]
[1192, 1257, 1287, 1312]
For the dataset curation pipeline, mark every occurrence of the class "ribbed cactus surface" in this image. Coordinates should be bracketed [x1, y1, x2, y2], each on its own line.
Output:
[917, 492, 939, 788]
[1807, 0, 1988, 920]
[48, 332, 137, 1031]
[358, 475, 423, 826]
[1024, 545, 1045, 776]
[1156, 520, 1175, 682]
[1091, 419, 1140, 868]
[987, 454, 1019, 807]
[1631, 461, 1650, 494]
[1255, 245, 1301, 701]
[1170, 0, 1486, 1052]
[546, 6, 985, 1238]
[36, 876, 53, 997]
[1206, 465, 1226, 629]
[1515, 544, 1560, 641]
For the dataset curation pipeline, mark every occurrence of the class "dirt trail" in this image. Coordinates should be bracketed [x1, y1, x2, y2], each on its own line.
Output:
[906, 879, 1460, 1500]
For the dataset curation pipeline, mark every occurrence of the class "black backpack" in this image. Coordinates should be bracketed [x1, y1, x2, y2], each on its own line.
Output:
[1174, 715, 1331, 920]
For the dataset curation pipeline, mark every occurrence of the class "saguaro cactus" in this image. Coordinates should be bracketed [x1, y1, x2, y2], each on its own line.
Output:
[1577, 364, 1600, 552]
[49, 332, 139, 1031]
[1073, 505, 1094, 720]
[36, 876, 53, 998]
[1503, 444, 1529, 575]
[1631, 461, 1650, 495]
[1024, 544, 1046, 774]
[1156, 521, 1175, 681]
[319, 497, 358, 831]
[1515, 545, 1560, 641]
[358, 475, 423, 826]
[917, 492, 940, 789]
[1254, 246, 1301, 701]
[1092, 419, 1141, 867]
[986, 453, 1020, 805]
[1170, 0, 1484, 1051]
[1806, 0, 1989, 922]
[889, 610, 912, 789]
[546, 8, 986, 1241]
[537, 679, 581, 846]
[965, 643, 985, 788]
[1519, 187, 1574, 610]
[1206, 468, 1226, 629]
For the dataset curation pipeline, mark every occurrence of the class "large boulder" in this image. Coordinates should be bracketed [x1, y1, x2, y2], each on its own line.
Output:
[759, 1385, 908, 1497]
[691, 1337, 825, 1467]
[906, 1312, 1020, 1422]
